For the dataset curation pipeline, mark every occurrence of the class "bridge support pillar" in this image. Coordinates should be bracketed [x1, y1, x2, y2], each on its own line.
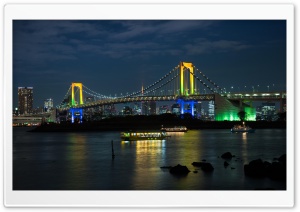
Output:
[70, 108, 83, 123]
[280, 99, 284, 113]
[178, 99, 195, 117]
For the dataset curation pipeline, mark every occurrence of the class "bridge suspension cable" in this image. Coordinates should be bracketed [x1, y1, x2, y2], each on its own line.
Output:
[57, 85, 71, 108]
[82, 89, 114, 100]
[193, 65, 223, 93]
[82, 84, 114, 99]
[184, 67, 216, 94]
[143, 73, 180, 96]
[125, 66, 179, 97]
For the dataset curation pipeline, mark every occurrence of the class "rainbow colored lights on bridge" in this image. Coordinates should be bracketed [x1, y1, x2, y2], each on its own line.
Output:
[57, 62, 285, 124]
[71, 82, 83, 106]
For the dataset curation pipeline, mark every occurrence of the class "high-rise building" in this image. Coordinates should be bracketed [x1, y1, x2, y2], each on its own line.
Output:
[195, 101, 202, 118]
[122, 106, 133, 115]
[141, 101, 156, 115]
[84, 96, 96, 120]
[171, 104, 180, 115]
[104, 104, 117, 116]
[208, 100, 215, 120]
[18, 87, 33, 115]
[149, 101, 156, 115]
[44, 98, 53, 112]
[142, 102, 148, 115]
[133, 103, 142, 115]
[159, 105, 169, 114]
[256, 102, 276, 121]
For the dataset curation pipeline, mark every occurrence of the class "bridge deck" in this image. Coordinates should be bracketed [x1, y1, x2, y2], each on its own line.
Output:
[57, 91, 286, 110]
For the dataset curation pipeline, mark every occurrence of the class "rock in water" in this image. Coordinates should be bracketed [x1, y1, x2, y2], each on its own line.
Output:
[224, 161, 230, 167]
[244, 156, 286, 181]
[191, 162, 205, 167]
[201, 163, 214, 172]
[221, 152, 233, 159]
[278, 154, 286, 164]
[169, 164, 190, 175]
[192, 162, 214, 172]
[244, 159, 266, 177]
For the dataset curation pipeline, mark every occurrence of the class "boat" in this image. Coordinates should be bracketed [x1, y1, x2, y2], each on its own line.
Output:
[121, 130, 170, 141]
[160, 125, 188, 132]
[231, 122, 255, 133]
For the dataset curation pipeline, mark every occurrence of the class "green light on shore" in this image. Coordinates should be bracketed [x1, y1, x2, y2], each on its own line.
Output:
[245, 107, 256, 121]
[215, 107, 256, 121]
[215, 112, 240, 121]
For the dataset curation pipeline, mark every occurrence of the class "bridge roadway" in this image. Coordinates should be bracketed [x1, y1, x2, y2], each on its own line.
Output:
[58, 91, 286, 111]
[58, 94, 215, 110]
[222, 91, 286, 101]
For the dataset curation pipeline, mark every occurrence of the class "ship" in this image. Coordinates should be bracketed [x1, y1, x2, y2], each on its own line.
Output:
[231, 122, 255, 133]
[121, 130, 170, 141]
[160, 125, 188, 132]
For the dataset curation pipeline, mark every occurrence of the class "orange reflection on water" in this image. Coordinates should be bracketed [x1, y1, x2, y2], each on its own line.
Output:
[135, 140, 165, 154]
[133, 140, 166, 189]
[165, 132, 185, 137]
[241, 132, 248, 161]
[242, 132, 247, 142]
[64, 134, 88, 189]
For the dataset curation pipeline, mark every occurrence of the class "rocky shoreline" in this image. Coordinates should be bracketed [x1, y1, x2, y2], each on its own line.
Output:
[161, 152, 286, 189]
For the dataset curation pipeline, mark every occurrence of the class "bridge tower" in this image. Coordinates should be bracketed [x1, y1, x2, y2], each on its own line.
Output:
[178, 62, 196, 116]
[180, 62, 195, 96]
[70, 82, 84, 123]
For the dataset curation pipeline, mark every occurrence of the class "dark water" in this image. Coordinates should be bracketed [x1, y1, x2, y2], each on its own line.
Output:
[13, 127, 286, 190]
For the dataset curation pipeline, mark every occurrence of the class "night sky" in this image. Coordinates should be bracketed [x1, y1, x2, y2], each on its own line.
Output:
[13, 20, 286, 108]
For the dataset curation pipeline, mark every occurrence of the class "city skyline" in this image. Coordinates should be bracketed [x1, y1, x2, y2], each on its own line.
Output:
[13, 20, 286, 108]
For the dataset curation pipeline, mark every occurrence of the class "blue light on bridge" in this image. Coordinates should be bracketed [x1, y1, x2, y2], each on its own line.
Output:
[70, 108, 83, 123]
[177, 99, 195, 117]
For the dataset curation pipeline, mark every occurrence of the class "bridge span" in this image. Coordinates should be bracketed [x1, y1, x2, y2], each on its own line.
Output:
[56, 61, 286, 123]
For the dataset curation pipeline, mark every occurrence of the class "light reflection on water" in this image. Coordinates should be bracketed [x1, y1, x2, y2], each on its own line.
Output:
[64, 134, 88, 189]
[13, 128, 286, 190]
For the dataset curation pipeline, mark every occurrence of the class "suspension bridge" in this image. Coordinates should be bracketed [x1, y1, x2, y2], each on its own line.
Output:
[56, 61, 286, 123]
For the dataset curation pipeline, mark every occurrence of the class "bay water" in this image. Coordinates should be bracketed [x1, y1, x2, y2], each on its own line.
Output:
[13, 127, 286, 190]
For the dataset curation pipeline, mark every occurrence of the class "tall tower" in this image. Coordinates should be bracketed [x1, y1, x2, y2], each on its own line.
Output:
[180, 62, 194, 96]
[71, 82, 83, 106]
[178, 62, 196, 116]
[18, 87, 33, 115]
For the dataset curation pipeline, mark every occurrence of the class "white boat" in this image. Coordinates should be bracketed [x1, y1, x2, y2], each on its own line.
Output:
[121, 131, 170, 141]
[231, 122, 255, 133]
[161, 126, 188, 132]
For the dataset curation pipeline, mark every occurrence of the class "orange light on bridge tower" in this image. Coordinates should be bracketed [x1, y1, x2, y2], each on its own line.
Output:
[71, 82, 83, 106]
[180, 62, 194, 96]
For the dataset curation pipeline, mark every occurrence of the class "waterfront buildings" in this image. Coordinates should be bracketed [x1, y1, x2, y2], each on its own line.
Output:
[256, 102, 277, 121]
[171, 103, 180, 115]
[142, 101, 156, 115]
[18, 87, 33, 115]
[195, 101, 202, 118]
[159, 105, 169, 114]
[133, 103, 142, 115]
[44, 98, 53, 112]
[122, 106, 133, 115]
[208, 100, 215, 120]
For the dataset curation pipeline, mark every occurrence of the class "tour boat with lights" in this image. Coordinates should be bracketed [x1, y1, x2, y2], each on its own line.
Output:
[160, 126, 188, 132]
[121, 131, 170, 141]
[231, 122, 255, 133]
